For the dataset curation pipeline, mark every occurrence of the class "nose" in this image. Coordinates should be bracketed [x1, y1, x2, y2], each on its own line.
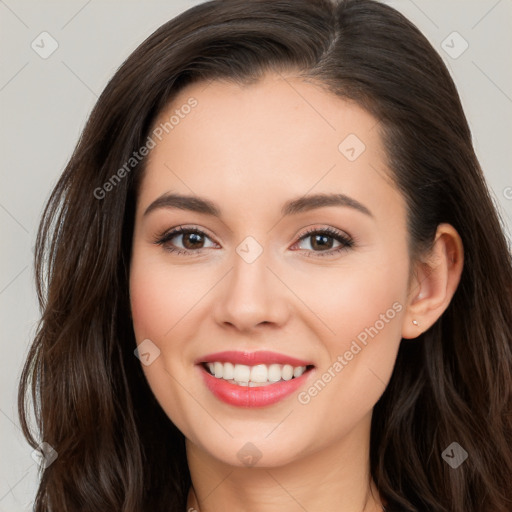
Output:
[213, 244, 291, 333]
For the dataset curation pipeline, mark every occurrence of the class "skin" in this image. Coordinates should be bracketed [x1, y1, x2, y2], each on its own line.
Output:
[129, 72, 464, 512]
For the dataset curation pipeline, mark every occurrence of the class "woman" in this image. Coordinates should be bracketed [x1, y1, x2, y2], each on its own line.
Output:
[18, 0, 512, 510]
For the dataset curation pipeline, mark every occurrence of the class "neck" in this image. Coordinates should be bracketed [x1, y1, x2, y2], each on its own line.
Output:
[185, 414, 383, 512]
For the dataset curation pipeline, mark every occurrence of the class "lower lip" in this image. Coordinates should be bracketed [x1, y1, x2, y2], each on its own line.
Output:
[199, 365, 314, 408]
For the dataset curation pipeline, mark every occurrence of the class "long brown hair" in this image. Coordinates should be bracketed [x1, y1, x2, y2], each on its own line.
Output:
[18, 0, 512, 510]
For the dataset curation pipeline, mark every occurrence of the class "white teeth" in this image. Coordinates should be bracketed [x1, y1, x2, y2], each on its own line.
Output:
[282, 364, 293, 381]
[293, 366, 305, 378]
[234, 364, 251, 382]
[223, 362, 234, 380]
[214, 362, 224, 378]
[268, 364, 282, 382]
[204, 361, 308, 386]
[250, 364, 268, 383]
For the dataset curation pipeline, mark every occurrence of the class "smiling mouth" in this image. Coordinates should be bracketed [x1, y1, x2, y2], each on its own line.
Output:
[201, 362, 315, 387]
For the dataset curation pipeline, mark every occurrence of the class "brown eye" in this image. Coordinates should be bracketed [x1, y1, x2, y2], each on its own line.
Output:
[309, 233, 335, 251]
[154, 226, 217, 255]
[294, 227, 354, 257]
[181, 231, 205, 249]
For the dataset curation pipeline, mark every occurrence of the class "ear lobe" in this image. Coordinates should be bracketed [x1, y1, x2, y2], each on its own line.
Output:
[402, 223, 464, 339]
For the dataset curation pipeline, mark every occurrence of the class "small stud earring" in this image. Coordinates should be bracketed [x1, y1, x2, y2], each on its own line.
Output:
[412, 319, 419, 326]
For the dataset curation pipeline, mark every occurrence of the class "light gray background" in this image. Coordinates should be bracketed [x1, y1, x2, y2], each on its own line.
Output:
[1, 1, 511, 509]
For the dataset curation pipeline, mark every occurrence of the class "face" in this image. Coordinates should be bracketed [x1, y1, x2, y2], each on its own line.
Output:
[129, 72, 413, 468]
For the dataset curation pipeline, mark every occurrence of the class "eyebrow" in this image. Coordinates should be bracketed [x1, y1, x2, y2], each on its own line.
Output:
[143, 192, 373, 218]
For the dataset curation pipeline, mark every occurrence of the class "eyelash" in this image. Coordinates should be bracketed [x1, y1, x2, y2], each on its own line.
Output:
[153, 225, 354, 258]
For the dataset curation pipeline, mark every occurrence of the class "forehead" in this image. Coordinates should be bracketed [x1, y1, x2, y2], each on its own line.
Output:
[138, 73, 402, 224]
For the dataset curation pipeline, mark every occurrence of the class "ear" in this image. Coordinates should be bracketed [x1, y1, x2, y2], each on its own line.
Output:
[401, 223, 464, 339]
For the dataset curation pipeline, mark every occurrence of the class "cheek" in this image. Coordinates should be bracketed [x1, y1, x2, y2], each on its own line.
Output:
[129, 266, 168, 340]
[128, 251, 197, 429]
[298, 261, 406, 348]
[129, 249, 198, 340]
[299, 255, 407, 406]
[288, 260, 407, 453]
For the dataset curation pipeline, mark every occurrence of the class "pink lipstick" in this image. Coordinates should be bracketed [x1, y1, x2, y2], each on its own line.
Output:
[196, 350, 315, 408]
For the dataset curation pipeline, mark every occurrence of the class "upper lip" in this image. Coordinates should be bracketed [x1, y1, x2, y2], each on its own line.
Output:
[196, 350, 314, 367]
